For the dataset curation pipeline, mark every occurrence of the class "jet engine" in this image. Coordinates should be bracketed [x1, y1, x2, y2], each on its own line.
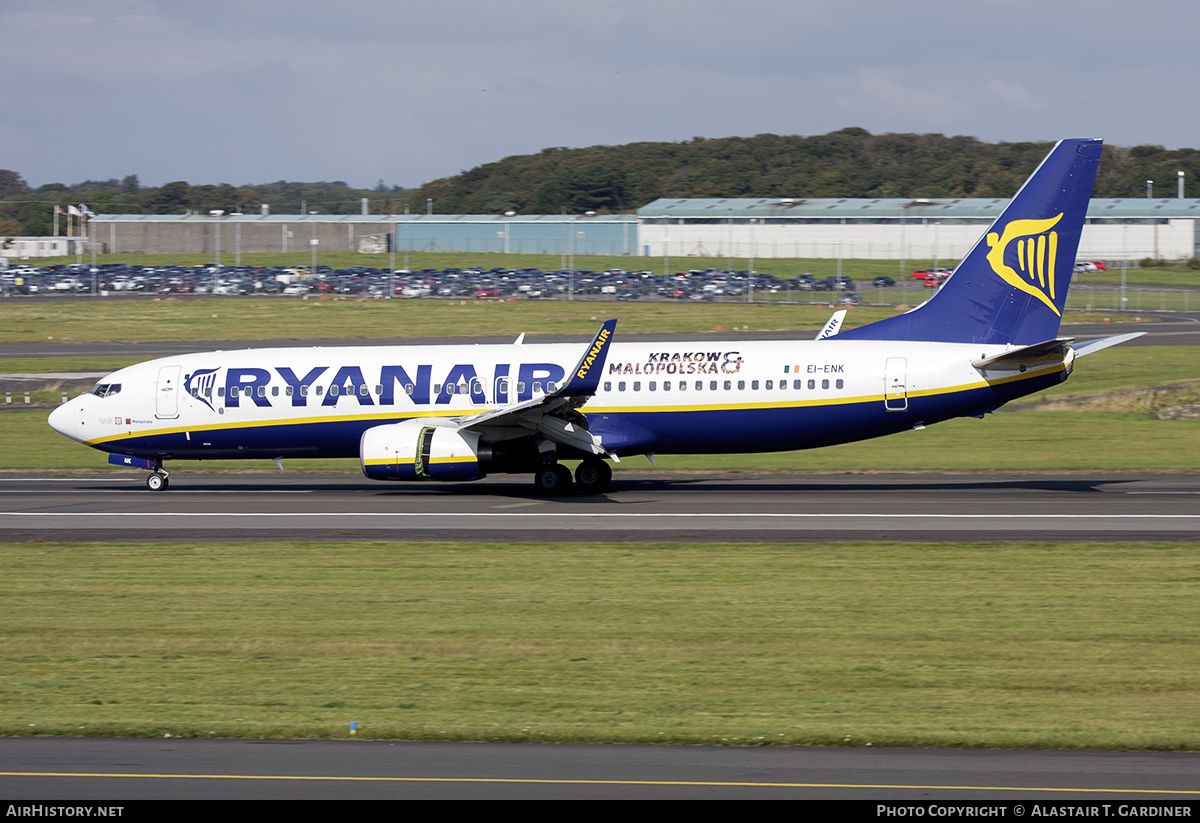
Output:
[360, 419, 486, 482]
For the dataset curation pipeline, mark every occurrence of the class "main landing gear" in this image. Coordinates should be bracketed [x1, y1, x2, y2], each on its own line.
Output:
[532, 458, 612, 495]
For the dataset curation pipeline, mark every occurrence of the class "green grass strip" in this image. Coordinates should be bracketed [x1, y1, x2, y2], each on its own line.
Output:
[2, 540, 1197, 749]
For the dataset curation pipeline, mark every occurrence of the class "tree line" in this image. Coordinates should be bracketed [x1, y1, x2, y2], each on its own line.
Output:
[3, 129, 1199, 237]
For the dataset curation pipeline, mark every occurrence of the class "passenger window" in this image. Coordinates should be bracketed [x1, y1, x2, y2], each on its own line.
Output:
[218, 387, 226, 397]
[533, 382, 542, 394]
[663, 381, 671, 392]
[679, 381, 686, 391]
[604, 381, 611, 392]
[374, 385, 382, 395]
[258, 386, 266, 398]
[517, 382, 526, 394]
[434, 384, 442, 394]
[709, 381, 717, 390]
[649, 381, 656, 391]
[695, 381, 703, 391]
[286, 386, 294, 396]
[405, 384, 414, 395]
[329, 385, 339, 397]
[359, 385, 368, 396]
[723, 380, 731, 390]
[300, 385, 309, 396]
[472, 379, 483, 395]
[546, 381, 557, 393]
[315, 386, 324, 396]
[822, 379, 829, 389]
[807, 380, 815, 390]
[738, 380, 745, 390]
[619, 381, 626, 391]
[836, 379, 844, 389]
[271, 386, 279, 397]
[633, 381, 641, 392]
[766, 380, 773, 390]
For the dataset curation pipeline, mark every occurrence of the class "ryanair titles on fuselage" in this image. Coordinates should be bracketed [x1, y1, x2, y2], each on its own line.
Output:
[184, 360, 567, 412]
[182, 349, 753, 413]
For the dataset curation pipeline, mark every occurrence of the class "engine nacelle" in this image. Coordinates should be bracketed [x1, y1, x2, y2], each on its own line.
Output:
[360, 419, 485, 482]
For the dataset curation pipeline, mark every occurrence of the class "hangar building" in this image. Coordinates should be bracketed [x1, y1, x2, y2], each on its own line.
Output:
[636, 197, 1200, 262]
[77, 199, 1200, 262]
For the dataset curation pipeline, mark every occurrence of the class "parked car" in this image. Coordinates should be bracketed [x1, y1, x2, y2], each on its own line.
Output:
[872, 276, 896, 288]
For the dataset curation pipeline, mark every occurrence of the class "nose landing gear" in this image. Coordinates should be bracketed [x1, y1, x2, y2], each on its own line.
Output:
[146, 461, 170, 491]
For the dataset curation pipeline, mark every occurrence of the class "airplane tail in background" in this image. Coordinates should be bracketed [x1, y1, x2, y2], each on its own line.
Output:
[838, 138, 1103, 346]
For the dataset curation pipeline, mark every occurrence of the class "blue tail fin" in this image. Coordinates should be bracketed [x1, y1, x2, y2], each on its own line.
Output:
[838, 138, 1103, 345]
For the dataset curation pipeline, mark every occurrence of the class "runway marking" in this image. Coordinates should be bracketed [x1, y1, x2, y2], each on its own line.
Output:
[1125, 491, 1200, 495]
[2, 771, 1198, 794]
[3, 512, 1199, 520]
[1, 490, 313, 494]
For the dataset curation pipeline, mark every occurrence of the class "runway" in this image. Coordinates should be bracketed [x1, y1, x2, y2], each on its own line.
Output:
[2, 471, 1198, 543]
[2, 738, 1198, 800]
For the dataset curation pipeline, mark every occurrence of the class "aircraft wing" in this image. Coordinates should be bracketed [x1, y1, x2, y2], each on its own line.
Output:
[455, 319, 618, 456]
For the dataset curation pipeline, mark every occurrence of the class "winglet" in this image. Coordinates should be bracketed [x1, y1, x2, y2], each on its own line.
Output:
[558, 319, 617, 397]
[816, 310, 847, 340]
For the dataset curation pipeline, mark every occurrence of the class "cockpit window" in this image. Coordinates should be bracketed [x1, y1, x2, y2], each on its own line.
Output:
[89, 383, 121, 398]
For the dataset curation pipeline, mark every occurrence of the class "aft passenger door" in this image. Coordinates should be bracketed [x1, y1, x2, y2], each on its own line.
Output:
[884, 357, 908, 412]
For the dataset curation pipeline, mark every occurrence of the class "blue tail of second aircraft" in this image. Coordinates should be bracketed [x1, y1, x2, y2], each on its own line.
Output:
[838, 138, 1103, 346]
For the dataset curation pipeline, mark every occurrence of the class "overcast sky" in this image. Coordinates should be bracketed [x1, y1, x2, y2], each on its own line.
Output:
[4, 0, 1197, 190]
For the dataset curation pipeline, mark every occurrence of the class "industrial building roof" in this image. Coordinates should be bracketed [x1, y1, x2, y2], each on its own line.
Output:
[91, 213, 638, 224]
[637, 197, 1200, 219]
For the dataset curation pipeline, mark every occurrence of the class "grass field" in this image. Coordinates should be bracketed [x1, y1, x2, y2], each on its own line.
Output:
[4, 539, 1198, 749]
[0, 294, 1161, 347]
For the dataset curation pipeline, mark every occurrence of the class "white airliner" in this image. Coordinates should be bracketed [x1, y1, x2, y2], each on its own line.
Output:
[49, 138, 1143, 493]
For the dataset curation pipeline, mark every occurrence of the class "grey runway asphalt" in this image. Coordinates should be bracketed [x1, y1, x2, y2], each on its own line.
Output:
[2, 471, 1199, 543]
[2, 738, 1199, 800]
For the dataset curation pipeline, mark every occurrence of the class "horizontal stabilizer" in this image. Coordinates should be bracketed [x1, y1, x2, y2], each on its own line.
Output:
[1071, 332, 1146, 357]
[972, 339, 1071, 372]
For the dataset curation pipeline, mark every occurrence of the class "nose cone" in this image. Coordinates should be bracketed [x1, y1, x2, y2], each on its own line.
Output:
[48, 402, 79, 442]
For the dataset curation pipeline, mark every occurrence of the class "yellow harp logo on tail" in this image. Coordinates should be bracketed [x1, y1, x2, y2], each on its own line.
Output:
[984, 213, 1064, 316]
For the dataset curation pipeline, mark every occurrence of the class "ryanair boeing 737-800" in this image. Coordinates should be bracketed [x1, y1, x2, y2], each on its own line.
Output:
[48, 138, 1142, 494]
